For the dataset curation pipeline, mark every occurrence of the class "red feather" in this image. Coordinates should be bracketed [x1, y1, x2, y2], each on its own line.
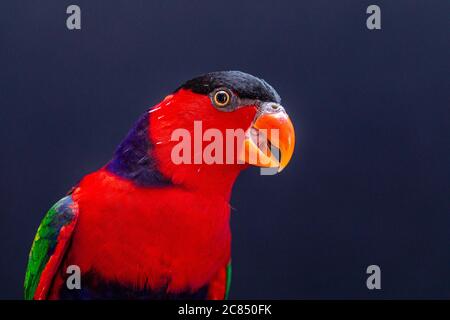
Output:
[34, 213, 78, 299]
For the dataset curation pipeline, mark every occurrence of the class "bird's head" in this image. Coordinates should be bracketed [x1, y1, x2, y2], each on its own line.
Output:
[107, 71, 295, 196]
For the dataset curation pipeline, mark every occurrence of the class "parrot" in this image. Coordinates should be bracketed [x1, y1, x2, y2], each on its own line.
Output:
[24, 71, 295, 300]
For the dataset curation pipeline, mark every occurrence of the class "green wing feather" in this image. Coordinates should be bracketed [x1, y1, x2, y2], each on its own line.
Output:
[224, 261, 232, 299]
[24, 196, 78, 300]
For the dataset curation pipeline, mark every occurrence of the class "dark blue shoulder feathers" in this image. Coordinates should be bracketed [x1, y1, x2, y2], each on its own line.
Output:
[106, 111, 171, 187]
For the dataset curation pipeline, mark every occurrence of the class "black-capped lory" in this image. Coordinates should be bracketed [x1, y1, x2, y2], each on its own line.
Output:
[24, 71, 295, 300]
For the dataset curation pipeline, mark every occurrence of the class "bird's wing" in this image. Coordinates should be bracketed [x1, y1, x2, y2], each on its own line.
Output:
[24, 195, 79, 300]
[224, 261, 232, 299]
[207, 261, 232, 299]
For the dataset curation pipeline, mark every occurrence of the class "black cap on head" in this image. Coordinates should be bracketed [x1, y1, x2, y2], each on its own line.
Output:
[177, 71, 281, 103]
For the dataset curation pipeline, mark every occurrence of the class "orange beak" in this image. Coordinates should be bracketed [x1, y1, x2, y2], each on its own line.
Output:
[240, 103, 295, 172]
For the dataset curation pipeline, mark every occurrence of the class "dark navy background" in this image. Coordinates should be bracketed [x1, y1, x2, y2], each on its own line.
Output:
[0, 1, 449, 299]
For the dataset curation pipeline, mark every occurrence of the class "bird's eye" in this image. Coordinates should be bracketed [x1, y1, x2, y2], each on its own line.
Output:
[213, 90, 231, 108]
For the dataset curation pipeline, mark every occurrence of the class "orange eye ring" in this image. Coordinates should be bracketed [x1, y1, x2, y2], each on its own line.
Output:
[213, 90, 231, 107]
